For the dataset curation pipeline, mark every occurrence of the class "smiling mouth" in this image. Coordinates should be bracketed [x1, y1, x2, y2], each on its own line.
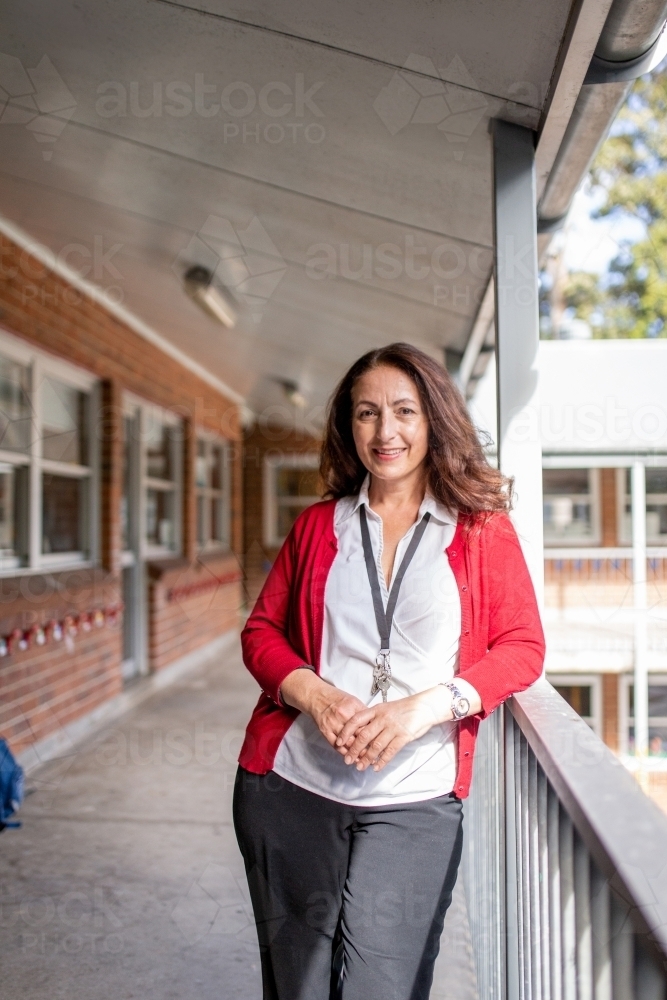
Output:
[373, 448, 406, 459]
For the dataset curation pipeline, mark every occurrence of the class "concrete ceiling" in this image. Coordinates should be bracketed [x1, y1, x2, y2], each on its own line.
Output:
[0, 0, 578, 419]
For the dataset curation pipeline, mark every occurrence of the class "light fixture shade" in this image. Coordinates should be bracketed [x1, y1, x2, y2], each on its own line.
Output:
[184, 266, 237, 329]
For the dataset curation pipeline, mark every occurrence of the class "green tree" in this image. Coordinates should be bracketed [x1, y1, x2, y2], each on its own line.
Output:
[562, 68, 667, 339]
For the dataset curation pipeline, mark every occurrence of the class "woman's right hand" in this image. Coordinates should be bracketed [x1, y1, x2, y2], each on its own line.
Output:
[279, 669, 367, 748]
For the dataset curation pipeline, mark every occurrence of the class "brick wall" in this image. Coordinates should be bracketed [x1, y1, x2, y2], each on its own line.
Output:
[243, 422, 321, 603]
[0, 233, 243, 756]
[148, 552, 242, 671]
[601, 673, 619, 752]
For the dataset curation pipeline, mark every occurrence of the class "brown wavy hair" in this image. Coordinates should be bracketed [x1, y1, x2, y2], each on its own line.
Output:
[320, 342, 512, 519]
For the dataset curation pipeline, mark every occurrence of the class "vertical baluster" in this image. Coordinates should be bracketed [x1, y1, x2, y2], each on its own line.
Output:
[634, 939, 666, 1000]
[574, 833, 593, 1000]
[538, 769, 551, 1000]
[560, 809, 577, 1000]
[610, 892, 634, 1000]
[505, 708, 521, 1000]
[529, 751, 542, 1000]
[521, 733, 532, 998]
[517, 724, 527, 1000]
[548, 785, 562, 1000]
[590, 863, 612, 1000]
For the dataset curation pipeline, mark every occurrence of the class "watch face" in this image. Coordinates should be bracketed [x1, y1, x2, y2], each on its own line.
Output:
[455, 697, 470, 718]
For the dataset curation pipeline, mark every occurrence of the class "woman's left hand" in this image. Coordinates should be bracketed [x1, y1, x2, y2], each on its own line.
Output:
[334, 689, 452, 772]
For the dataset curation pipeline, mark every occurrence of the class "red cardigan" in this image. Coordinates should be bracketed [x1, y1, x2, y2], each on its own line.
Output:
[239, 499, 545, 798]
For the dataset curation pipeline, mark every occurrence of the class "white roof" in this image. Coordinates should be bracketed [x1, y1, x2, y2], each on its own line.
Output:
[470, 340, 667, 457]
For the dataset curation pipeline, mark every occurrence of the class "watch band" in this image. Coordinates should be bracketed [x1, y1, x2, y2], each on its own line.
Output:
[440, 681, 471, 720]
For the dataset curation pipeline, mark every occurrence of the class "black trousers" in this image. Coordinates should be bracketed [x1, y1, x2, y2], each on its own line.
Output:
[233, 767, 464, 1000]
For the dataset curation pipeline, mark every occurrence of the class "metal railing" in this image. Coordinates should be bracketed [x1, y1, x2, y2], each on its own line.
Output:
[462, 678, 667, 1000]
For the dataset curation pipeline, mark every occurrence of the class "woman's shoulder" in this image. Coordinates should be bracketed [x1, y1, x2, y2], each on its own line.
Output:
[463, 509, 519, 547]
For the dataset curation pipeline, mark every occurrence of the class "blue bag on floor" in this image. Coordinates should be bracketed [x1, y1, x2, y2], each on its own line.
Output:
[0, 738, 24, 831]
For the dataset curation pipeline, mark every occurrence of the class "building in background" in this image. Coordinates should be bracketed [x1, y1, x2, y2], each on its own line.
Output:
[471, 338, 667, 808]
[0, 234, 243, 765]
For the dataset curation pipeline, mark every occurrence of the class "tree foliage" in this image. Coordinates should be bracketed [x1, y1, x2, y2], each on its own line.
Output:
[562, 69, 667, 339]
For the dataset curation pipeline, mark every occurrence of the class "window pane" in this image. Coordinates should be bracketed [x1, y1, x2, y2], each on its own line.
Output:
[42, 378, 88, 464]
[0, 464, 28, 565]
[646, 504, 667, 540]
[195, 440, 207, 487]
[554, 685, 592, 718]
[275, 466, 319, 498]
[210, 496, 224, 542]
[543, 469, 592, 541]
[196, 494, 205, 545]
[0, 354, 31, 452]
[543, 469, 590, 495]
[646, 468, 667, 494]
[42, 475, 84, 553]
[146, 488, 175, 548]
[145, 417, 173, 480]
[649, 730, 667, 756]
[210, 445, 224, 490]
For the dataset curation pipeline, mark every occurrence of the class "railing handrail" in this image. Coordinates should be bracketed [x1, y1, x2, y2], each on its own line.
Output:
[509, 678, 667, 959]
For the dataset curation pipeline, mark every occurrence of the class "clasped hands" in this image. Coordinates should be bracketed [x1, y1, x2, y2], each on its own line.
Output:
[279, 669, 459, 773]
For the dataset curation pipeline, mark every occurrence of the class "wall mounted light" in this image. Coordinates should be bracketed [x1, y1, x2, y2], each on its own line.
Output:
[184, 266, 237, 329]
[276, 378, 308, 409]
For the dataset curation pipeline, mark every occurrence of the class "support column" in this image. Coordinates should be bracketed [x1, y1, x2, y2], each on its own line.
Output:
[493, 120, 544, 606]
[631, 460, 649, 761]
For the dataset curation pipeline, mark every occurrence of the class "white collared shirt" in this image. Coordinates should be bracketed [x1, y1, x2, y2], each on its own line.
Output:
[272, 478, 463, 805]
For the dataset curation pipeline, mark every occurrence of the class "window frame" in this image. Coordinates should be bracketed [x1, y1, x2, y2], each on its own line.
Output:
[0, 327, 98, 575]
[617, 466, 667, 546]
[542, 467, 601, 547]
[619, 672, 667, 757]
[195, 432, 231, 552]
[263, 452, 320, 548]
[138, 400, 183, 559]
[546, 672, 602, 737]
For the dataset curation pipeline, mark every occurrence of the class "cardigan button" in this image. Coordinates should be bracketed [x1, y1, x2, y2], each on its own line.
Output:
[464, 751, 470, 757]
[464, 629, 470, 635]
[450, 550, 457, 558]
[461, 585, 468, 592]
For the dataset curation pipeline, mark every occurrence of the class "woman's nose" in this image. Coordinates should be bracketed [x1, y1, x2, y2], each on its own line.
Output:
[375, 409, 399, 441]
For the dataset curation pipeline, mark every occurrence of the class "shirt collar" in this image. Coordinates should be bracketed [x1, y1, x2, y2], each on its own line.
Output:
[335, 474, 457, 527]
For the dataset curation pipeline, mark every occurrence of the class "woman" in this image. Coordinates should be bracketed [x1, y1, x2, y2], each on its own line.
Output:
[234, 343, 544, 1000]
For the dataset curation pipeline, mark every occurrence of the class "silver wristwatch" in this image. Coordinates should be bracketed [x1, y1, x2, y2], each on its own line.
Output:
[441, 681, 470, 720]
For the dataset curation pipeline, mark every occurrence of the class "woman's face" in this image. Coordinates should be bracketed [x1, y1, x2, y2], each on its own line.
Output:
[351, 365, 429, 485]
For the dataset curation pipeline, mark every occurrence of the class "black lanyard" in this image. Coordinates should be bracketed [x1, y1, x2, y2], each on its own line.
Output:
[358, 504, 431, 701]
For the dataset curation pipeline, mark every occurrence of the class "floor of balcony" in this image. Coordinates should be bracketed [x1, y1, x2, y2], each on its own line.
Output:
[0, 639, 478, 1000]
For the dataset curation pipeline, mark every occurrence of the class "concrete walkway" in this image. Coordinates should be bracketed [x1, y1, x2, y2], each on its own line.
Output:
[1, 639, 478, 1000]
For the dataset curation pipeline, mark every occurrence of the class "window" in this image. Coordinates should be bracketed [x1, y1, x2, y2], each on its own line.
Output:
[543, 469, 599, 545]
[264, 454, 320, 547]
[626, 681, 667, 757]
[196, 437, 229, 550]
[142, 407, 181, 556]
[548, 674, 601, 735]
[0, 333, 96, 573]
[618, 467, 667, 545]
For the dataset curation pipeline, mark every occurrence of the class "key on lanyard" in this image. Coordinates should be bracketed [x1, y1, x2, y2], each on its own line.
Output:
[359, 505, 431, 702]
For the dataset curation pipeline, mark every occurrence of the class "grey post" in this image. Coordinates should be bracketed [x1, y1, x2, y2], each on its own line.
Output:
[492, 120, 544, 605]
